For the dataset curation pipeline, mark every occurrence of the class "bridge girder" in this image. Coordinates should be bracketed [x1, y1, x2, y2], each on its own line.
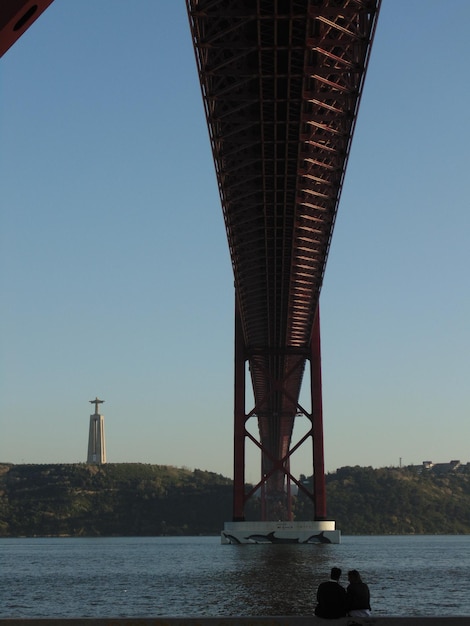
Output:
[187, 0, 380, 510]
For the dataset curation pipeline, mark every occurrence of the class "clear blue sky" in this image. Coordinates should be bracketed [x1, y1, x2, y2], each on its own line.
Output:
[1, 1, 469, 481]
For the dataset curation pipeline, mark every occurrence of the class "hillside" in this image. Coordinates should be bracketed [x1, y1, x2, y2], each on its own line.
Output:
[0, 463, 235, 537]
[1, 463, 470, 536]
[320, 465, 470, 534]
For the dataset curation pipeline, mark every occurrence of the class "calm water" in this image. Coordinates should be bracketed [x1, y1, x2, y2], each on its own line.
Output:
[0, 535, 469, 618]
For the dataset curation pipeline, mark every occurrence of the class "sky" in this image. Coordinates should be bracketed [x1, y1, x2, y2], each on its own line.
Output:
[1, 1, 469, 481]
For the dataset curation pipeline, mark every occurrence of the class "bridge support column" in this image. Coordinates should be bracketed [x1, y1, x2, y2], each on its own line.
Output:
[310, 308, 327, 520]
[222, 300, 340, 544]
[233, 297, 246, 521]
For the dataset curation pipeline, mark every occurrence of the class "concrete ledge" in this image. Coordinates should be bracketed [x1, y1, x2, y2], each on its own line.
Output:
[1, 617, 469, 626]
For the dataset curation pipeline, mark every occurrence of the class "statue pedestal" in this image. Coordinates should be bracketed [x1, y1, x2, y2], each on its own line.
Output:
[87, 412, 106, 465]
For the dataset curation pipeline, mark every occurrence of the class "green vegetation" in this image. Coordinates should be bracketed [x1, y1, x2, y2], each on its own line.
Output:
[0, 463, 234, 537]
[296, 465, 470, 534]
[1, 463, 470, 537]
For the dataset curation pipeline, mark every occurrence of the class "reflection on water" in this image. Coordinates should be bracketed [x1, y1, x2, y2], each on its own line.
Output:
[232, 544, 332, 615]
[1, 536, 470, 618]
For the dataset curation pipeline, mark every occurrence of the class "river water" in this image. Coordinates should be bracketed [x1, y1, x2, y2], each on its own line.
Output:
[0, 535, 469, 618]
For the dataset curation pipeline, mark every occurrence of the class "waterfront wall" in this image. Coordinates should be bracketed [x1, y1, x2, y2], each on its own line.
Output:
[1, 617, 469, 626]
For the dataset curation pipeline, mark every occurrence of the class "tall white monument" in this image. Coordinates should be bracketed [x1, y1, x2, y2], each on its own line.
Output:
[87, 397, 107, 465]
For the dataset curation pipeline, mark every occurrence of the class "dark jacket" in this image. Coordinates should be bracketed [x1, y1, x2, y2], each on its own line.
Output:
[315, 580, 347, 619]
[346, 581, 371, 611]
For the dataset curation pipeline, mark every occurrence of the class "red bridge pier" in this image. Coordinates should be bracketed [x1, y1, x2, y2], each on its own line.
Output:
[223, 299, 340, 545]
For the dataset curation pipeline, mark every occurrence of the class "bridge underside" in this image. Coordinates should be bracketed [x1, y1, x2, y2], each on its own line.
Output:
[1, 0, 381, 524]
[188, 0, 381, 522]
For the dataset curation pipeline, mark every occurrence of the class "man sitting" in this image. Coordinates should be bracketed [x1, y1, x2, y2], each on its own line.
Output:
[314, 566, 347, 619]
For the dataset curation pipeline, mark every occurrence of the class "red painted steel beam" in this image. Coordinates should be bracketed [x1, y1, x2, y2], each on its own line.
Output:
[233, 295, 246, 521]
[187, 2, 382, 473]
[233, 297, 328, 522]
[187, 0, 381, 523]
[0, 0, 54, 57]
[310, 307, 327, 520]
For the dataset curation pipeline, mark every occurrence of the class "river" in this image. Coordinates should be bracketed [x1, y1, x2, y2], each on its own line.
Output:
[1, 535, 469, 618]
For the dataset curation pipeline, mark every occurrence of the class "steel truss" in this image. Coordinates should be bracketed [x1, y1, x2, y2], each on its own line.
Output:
[2, 0, 381, 523]
[188, 0, 381, 521]
[234, 297, 327, 521]
[0, 0, 54, 58]
[188, 0, 380, 519]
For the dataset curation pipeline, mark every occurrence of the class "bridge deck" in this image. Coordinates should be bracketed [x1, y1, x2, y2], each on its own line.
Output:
[187, 0, 381, 506]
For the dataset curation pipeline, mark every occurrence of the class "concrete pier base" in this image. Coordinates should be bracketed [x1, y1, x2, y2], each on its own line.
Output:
[221, 520, 340, 544]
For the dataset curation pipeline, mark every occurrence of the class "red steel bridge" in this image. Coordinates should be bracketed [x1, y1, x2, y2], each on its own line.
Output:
[1, 0, 381, 525]
[186, 0, 381, 523]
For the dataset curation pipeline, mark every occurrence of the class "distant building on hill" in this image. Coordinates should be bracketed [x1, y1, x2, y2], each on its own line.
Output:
[87, 397, 106, 465]
[418, 460, 461, 474]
